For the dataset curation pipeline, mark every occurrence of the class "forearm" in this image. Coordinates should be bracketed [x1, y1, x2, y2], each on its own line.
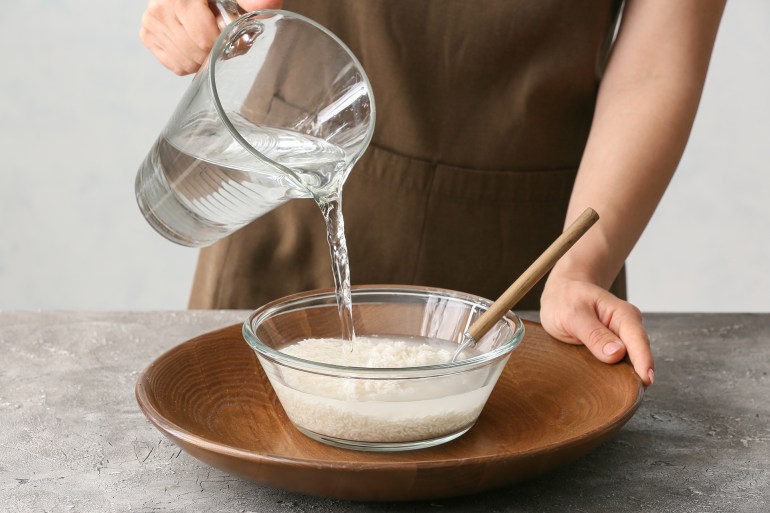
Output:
[551, 0, 726, 288]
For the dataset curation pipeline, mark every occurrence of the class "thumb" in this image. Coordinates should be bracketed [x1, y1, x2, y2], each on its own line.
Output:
[237, 0, 283, 11]
[569, 312, 628, 365]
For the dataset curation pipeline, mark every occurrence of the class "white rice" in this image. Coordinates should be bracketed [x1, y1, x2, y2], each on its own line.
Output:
[262, 336, 498, 443]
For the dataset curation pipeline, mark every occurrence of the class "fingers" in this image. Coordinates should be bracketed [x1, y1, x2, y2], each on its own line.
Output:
[609, 304, 655, 386]
[140, 0, 219, 75]
[238, 0, 284, 10]
[569, 305, 628, 364]
[571, 297, 654, 387]
[177, 1, 220, 53]
[541, 279, 655, 387]
[140, 0, 285, 75]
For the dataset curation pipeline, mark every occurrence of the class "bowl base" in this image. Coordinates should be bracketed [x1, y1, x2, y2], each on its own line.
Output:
[294, 423, 476, 452]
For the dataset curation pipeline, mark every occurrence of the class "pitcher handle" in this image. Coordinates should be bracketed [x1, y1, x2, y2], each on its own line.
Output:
[208, 0, 247, 30]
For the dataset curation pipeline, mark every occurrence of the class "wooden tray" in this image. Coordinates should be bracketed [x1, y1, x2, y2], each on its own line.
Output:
[135, 321, 643, 501]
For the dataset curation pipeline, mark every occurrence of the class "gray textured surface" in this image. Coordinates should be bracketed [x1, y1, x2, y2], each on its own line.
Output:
[0, 311, 768, 512]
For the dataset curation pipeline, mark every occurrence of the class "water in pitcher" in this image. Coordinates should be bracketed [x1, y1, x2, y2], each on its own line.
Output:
[137, 111, 350, 245]
[137, 110, 357, 339]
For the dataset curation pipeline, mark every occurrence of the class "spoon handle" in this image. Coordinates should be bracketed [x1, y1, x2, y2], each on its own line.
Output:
[467, 207, 599, 341]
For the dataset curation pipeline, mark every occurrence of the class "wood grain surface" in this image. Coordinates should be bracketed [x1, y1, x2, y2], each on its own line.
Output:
[135, 321, 643, 501]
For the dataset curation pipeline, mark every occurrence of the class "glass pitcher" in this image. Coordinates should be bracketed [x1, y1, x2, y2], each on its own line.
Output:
[135, 7, 375, 247]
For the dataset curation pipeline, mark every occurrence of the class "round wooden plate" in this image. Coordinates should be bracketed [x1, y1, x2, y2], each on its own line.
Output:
[135, 321, 643, 501]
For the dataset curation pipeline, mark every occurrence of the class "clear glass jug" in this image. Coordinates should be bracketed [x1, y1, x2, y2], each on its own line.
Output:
[135, 7, 375, 247]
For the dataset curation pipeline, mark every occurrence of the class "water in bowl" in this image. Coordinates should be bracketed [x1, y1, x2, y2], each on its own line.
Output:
[268, 335, 497, 445]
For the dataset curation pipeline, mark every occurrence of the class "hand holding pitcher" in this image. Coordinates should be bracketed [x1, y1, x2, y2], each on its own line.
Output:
[140, 0, 285, 76]
[135, 8, 375, 247]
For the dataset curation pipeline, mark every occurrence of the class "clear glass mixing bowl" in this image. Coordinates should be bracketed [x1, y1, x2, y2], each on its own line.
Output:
[242, 285, 525, 451]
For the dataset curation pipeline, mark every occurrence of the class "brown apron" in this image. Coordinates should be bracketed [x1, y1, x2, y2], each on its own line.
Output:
[189, 0, 626, 310]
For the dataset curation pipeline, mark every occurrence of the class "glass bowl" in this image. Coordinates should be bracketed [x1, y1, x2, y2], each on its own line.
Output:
[242, 285, 525, 451]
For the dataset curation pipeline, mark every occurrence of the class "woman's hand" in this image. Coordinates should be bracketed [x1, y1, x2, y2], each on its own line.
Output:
[538, 0, 725, 388]
[140, 0, 283, 75]
[541, 275, 654, 386]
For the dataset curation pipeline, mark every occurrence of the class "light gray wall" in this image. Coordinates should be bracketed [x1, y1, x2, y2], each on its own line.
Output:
[626, 0, 770, 312]
[1, 0, 195, 310]
[0, 1, 767, 311]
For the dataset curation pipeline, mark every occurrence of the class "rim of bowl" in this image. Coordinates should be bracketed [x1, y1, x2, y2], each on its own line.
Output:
[242, 284, 525, 378]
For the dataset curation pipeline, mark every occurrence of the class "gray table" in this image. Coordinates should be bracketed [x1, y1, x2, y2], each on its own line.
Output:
[1, 311, 768, 512]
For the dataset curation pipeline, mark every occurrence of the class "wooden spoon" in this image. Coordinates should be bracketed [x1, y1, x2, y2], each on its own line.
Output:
[452, 207, 599, 360]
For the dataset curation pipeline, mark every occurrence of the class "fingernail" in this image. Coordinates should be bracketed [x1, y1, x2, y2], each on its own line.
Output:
[648, 369, 655, 386]
[603, 341, 622, 356]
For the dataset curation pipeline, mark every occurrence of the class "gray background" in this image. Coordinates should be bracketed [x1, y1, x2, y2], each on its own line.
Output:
[1, 0, 768, 312]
